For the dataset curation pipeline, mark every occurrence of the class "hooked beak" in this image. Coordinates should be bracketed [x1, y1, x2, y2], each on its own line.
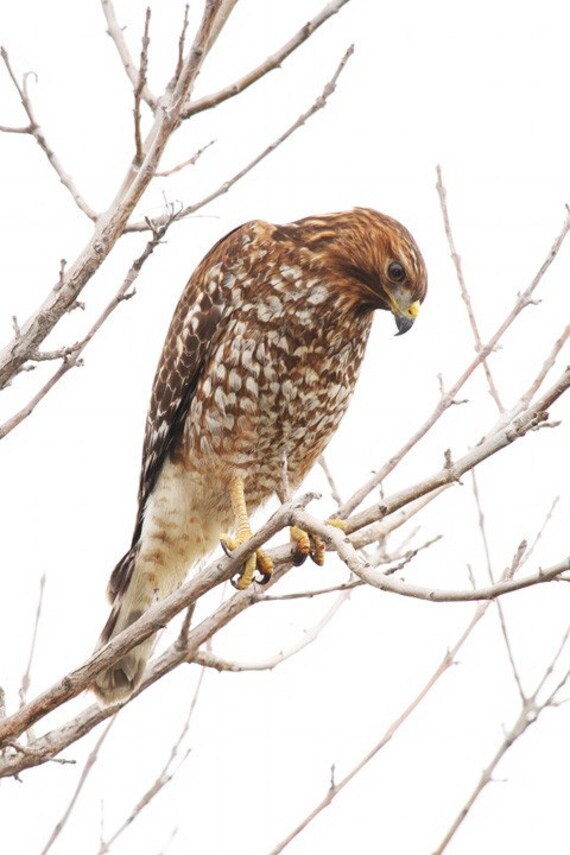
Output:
[394, 300, 420, 336]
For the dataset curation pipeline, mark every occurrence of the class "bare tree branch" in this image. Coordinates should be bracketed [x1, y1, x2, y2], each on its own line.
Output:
[487, 322, 569, 439]
[125, 44, 355, 232]
[436, 165, 504, 411]
[471, 471, 526, 702]
[195, 589, 350, 672]
[173, 4, 190, 84]
[269, 597, 495, 855]
[1, 355, 568, 773]
[98, 669, 205, 853]
[182, 0, 351, 118]
[434, 622, 570, 853]
[133, 7, 151, 166]
[0, 122, 31, 133]
[318, 455, 343, 507]
[351, 489, 447, 550]
[0, 48, 98, 220]
[19, 574, 46, 713]
[345, 364, 570, 537]
[100, 0, 158, 110]
[40, 719, 115, 855]
[339, 205, 570, 519]
[155, 139, 215, 178]
[295, 507, 570, 604]
[0, 0, 220, 391]
[0, 493, 317, 767]
[204, 0, 240, 53]
[0, 215, 175, 440]
[269, 540, 534, 854]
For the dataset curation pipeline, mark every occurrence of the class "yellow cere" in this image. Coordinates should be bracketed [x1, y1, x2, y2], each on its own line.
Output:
[406, 300, 420, 319]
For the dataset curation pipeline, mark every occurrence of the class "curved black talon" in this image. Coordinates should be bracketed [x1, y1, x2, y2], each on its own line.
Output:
[254, 571, 272, 585]
[220, 539, 233, 558]
[292, 550, 309, 567]
[230, 575, 241, 589]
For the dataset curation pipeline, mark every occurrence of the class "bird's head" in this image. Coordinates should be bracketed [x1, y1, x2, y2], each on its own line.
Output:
[305, 208, 428, 334]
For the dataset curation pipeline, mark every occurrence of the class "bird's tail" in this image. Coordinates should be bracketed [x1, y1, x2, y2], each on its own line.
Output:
[92, 545, 158, 706]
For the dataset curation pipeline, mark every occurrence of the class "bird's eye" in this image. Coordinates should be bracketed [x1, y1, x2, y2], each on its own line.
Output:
[388, 261, 406, 282]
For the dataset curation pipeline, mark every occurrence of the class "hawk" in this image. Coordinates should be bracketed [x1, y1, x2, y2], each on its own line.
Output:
[94, 208, 427, 705]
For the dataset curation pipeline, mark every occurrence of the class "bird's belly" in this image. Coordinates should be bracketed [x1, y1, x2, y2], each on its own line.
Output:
[255, 367, 353, 474]
[182, 325, 368, 509]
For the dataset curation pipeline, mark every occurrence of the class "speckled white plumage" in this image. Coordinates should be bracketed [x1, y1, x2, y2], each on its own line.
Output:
[93, 208, 427, 705]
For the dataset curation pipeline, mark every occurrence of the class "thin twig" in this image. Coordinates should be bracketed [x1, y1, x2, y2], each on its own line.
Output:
[98, 669, 205, 853]
[0, 493, 318, 765]
[173, 4, 190, 83]
[19, 574, 46, 713]
[339, 208, 570, 518]
[156, 827, 178, 855]
[535, 624, 570, 700]
[196, 590, 350, 672]
[471, 471, 526, 702]
[4, 741, 75, 766]
[1, 358, 569, 770]
[133, 8, 151, 166]
[182, 0, 351, 118]
[373, 535, 443, 573]
[344, 364, 570, 536]
[259, 580, 363, 602]
[292, 506, 570, 604]
[2, 536, 568, 779]
[155, 139, 215, 177]
[40, 719, 115, 855]
[28, 343, 83, 362]
[269, 599, 494, 854]
[518, 497, 559, 570]
[434, 621, 570, 853]
[0, 48, 97, 220]
[100, 0, 158, 110]
[0, 122, 31, 132]
[0, 1, 220, 390]
[351, 489, 447, 550]
[488, 323, 570, 439]
[125, 44, 355, 231]
[0, 216, 174, 440]
[436, 165, 504, 411]
[318, 455, 343, 507]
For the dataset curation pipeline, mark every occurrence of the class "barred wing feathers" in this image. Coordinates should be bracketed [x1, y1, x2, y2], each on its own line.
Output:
[107, 223, 248, 602]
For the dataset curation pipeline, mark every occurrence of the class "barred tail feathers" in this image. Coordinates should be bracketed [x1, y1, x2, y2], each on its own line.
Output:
[93, 462, 230, 706]
[93, 534, 195, 706]
[92, 545, 158, 706]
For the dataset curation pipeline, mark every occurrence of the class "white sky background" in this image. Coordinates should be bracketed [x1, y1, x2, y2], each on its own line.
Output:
[1, 1, 570, 853]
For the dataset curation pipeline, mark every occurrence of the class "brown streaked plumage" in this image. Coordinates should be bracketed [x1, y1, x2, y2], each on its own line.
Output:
[94, 207, 427, 705]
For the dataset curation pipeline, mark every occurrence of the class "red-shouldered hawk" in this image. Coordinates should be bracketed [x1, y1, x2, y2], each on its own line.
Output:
[94, 208, 427, 705]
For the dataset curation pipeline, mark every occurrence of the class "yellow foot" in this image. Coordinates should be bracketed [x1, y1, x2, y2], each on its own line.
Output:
[326, 517, 348, 533]
[290, 525, 326, 567]
[220, 533, 274, 589]
[221, 475, 274, 589]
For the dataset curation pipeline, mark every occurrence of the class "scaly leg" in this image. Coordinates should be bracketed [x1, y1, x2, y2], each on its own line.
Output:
[221, 476, 273, 589]
[289, 518, 347, 567]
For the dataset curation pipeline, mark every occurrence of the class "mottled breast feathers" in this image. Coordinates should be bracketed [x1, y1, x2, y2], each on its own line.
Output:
[132, 209, 427, 545]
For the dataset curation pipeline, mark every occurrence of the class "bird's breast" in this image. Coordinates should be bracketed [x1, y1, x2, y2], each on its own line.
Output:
[183, 297, 373, 504]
